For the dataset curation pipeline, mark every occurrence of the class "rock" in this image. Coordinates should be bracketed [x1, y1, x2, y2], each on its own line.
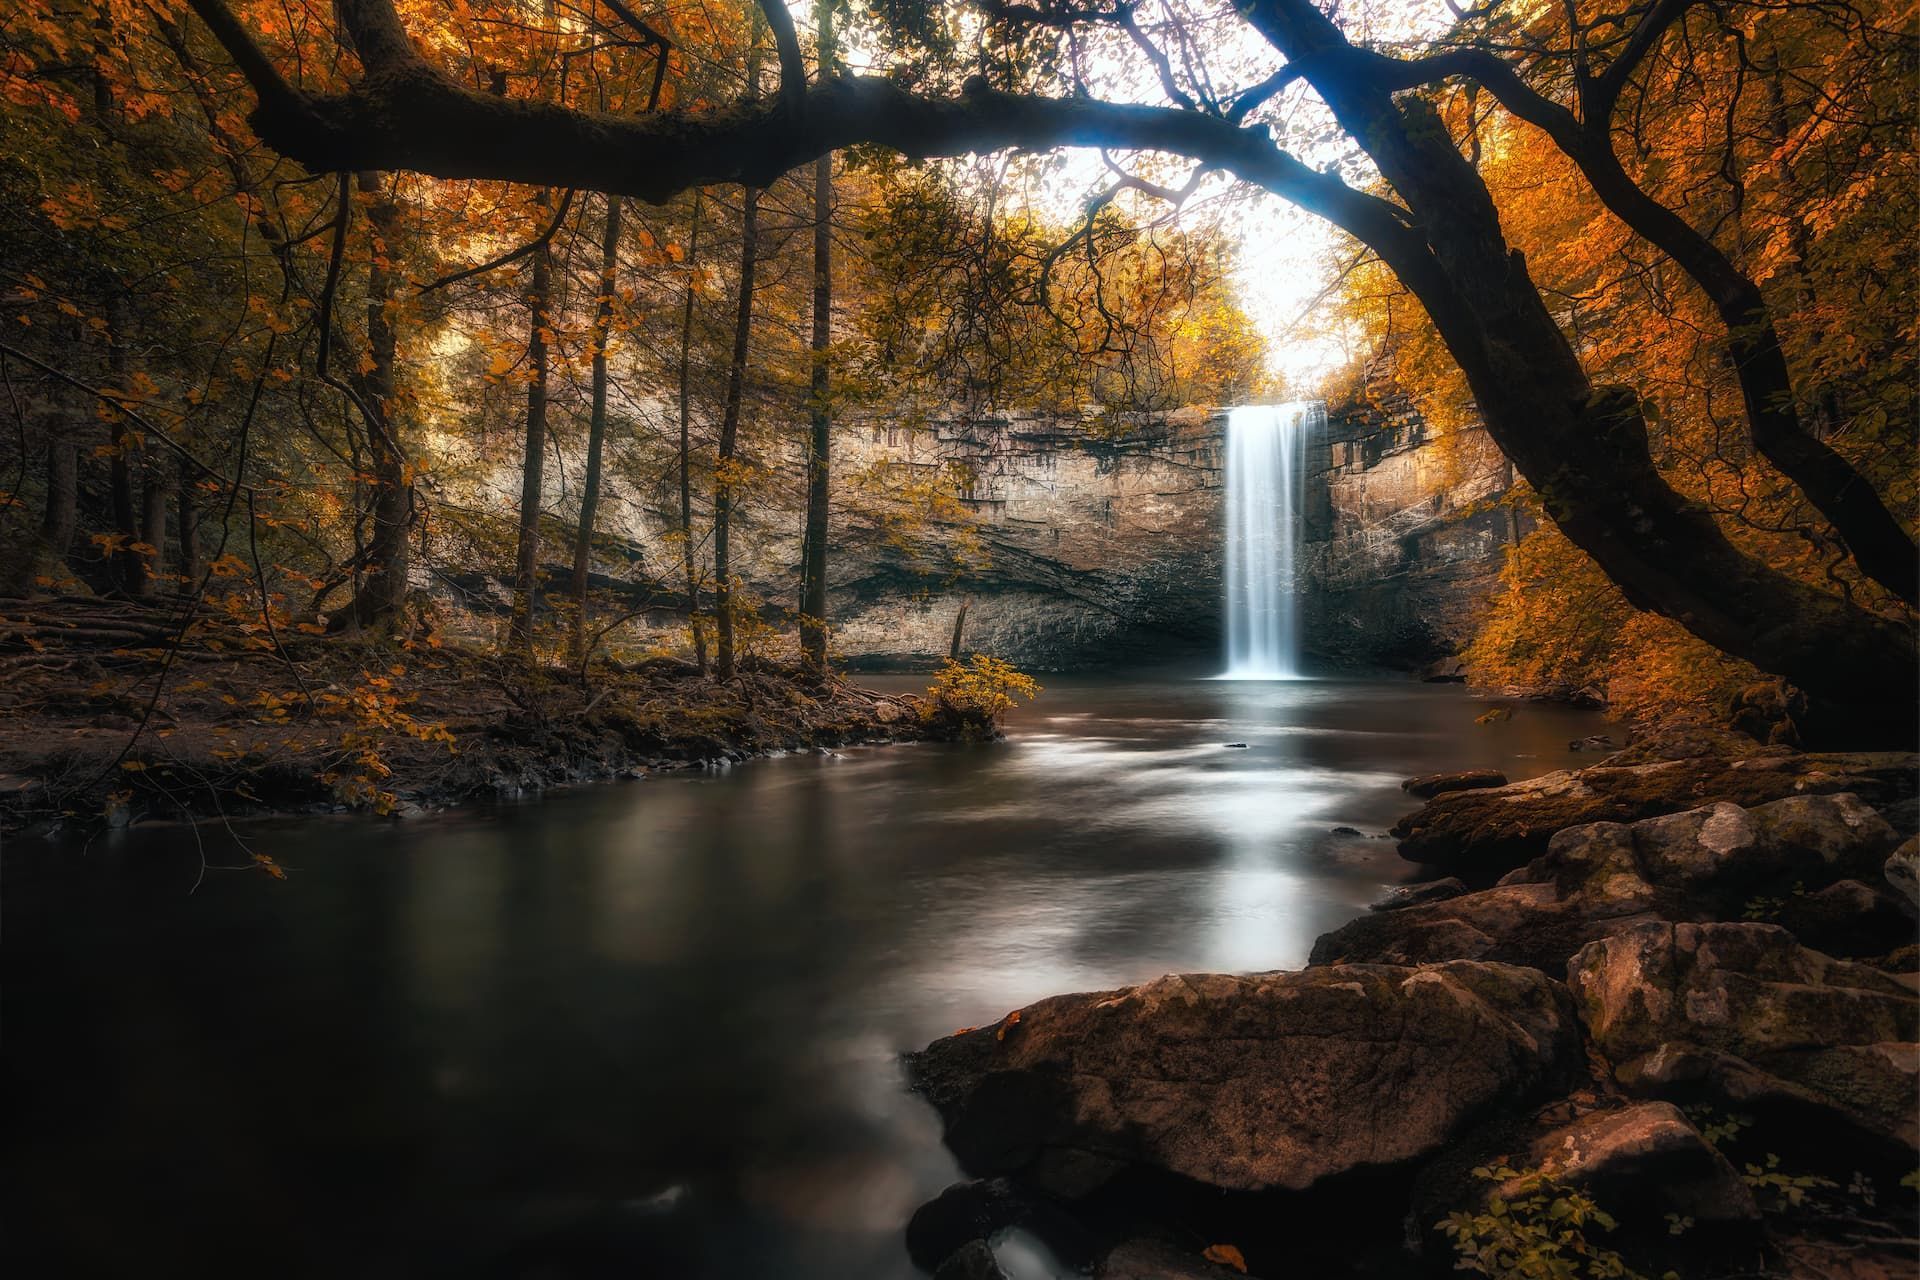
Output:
[1393, 753, 1917, 883]
[1568, 735, 1615, 752]
[1097, 1239, 1254, 1278]
[1411, 1100, 1758, 1273]
[1632, 793, 1898, 905]
[1619, 1041, 1919, 1175]
[1569, 921, 1917, 1064]
[1774, 880, 1916, 960]
[1329, 825, 1364, 837]
[1420, 657, 1468, 683]
[1520, 1102, 1758, 1228]
[933, 1240, 1009, 1280]
[1879, 797, 1919, 837]
[1368, 877, 1468, 912]
[1885, 837, 1919, 910]
[1727, 679, 1807, 749]
[1569, 922, 1919, 1167]
[907, 963, 1583, 1196]
[1222, 743, 1247, 749]
[1402, 769, 1507, 800]
[1315, 878, 1665, 972]
[1474, 705, 1512, 724]
[905, 1181, 1024, 1272]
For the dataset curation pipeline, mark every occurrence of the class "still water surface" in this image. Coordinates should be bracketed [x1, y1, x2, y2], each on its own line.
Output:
[5, 673, 1604, 1279]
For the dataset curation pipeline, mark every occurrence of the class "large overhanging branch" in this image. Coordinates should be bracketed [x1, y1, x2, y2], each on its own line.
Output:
[183, 0, 1418, 256]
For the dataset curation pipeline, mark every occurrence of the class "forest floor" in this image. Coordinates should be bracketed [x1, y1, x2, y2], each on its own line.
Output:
[0, 595, 928, 836]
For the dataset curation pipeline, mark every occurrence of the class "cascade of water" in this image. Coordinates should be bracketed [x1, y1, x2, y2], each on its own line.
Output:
[1222, 402, 1319, 679]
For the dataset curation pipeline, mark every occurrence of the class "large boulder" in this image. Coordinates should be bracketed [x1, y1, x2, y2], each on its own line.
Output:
[1568, 921, 1917, 1062]
[907, 963, 1584, 1197]
[1392, 752, 1916, 883]
[1517, 1102, 1757, 1228]
[1631, 793, 1898, 905]
[1568, 922, 1919, 1169]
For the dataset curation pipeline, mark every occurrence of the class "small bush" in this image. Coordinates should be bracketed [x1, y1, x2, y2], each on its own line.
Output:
[919, 655, 1040, 741]
[1440, 1164, 1661, 1280]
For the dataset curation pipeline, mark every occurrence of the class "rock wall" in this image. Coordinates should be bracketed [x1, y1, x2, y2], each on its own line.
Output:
[830, 370, 1524, 671]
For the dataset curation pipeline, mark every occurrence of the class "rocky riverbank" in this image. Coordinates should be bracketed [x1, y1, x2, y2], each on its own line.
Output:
[0, 598, 929, 835]
[903, 730, 1920, 1279]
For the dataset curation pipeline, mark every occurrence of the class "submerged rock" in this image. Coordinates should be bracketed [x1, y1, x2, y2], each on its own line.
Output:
[907, 962, 1583, 1197]
[1368, 877, 1468, 912]
[905, 1181, 1025, 1272]
[932, 1240, 1009, 1280]
[1402, 769, 1507, 800]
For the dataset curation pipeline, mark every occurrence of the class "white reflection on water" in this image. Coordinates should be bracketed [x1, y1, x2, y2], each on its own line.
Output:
[6, 672, 1611, 1280]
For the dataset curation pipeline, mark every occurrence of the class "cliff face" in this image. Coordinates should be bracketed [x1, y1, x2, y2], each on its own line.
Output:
[830, 375, 1524, 672]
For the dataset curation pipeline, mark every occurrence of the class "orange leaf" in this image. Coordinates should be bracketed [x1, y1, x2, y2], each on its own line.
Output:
[1202, 1244, 1247, 1273]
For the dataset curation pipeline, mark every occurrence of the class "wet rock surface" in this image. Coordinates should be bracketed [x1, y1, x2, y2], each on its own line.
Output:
[908, 964, 1583, 1195]
[1402, 768, 1508, 799]
[909, 760, 1920, 1279]
[1390, 750, 1916, 884]
[1318, 793, 1912, 969]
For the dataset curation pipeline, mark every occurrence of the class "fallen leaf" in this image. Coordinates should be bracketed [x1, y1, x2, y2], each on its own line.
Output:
[1202, 1244, 1247, 1273]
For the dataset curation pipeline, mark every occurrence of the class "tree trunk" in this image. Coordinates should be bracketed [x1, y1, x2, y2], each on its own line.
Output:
[1247, 0, 1914, 743]
[342, 171, 411, 631]
[677, 191, 708, 673]
[1560, 134, 1917, 608]
[140, 465, 170, 594]
[105, 298, 146, 598]
[175, 450, 201, 583]
[948, 595, 971, 661]
[41, 434, 77, 561]
[714, 183, 759, 682]
[509, 189, 553, 658]
[797, 3, 834, 676]
[569, 191, 622, 663]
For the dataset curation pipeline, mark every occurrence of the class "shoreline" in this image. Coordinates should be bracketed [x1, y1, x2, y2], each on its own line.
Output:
[0, 635, 933, 836]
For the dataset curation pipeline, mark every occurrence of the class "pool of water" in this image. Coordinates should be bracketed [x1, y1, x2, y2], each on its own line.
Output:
[3, 671, 1606, 1278]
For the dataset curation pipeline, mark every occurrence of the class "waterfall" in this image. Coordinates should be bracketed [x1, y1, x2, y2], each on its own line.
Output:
[1222, 402, 1320, 679]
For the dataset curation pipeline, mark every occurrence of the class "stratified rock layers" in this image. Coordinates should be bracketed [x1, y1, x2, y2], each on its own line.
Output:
[830, 374, 1518, 669]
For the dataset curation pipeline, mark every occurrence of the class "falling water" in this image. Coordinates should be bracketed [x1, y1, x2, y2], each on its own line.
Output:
[1222, 401, 1321, 679]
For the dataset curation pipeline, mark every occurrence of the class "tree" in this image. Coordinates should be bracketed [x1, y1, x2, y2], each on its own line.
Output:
[569, 190, 622, 661]
[107, 0, 1920, 736]
[713, 180, 761, 682]
[797, 0, 835, 676]
[509, 185, 556, 657]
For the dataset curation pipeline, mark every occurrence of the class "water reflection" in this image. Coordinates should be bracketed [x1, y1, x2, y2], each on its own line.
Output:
[3, 672, 1605, 1279]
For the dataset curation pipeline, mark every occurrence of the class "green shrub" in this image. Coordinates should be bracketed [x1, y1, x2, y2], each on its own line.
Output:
[1440, 1165, 1666, 1280]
